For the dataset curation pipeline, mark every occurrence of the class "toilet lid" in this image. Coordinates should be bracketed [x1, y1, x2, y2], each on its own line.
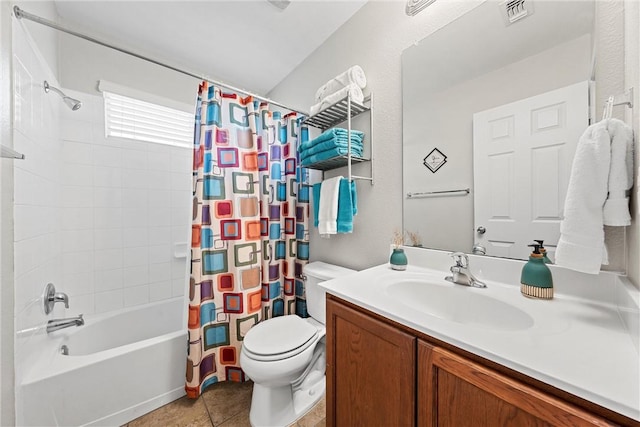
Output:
[243, 315, 318, 358]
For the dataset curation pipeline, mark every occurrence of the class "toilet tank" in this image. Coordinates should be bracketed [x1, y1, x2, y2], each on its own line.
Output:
[303, 261, 356, 324]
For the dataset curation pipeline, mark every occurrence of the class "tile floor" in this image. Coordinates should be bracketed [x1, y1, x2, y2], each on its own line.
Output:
[123, 381, 326, 427]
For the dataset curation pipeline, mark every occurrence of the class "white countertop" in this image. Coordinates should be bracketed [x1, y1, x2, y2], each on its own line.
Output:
[319, 252, 640, 422]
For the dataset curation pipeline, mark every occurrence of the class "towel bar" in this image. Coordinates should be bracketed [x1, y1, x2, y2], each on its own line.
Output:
[406, 188, 470, 198]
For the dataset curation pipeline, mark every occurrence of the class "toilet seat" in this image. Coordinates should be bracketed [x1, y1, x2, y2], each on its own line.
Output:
[243, 316, 320, 362]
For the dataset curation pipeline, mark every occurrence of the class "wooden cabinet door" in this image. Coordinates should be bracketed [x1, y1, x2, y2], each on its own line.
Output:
[326, 298, 416, 427]
[418, 341, 615, 427]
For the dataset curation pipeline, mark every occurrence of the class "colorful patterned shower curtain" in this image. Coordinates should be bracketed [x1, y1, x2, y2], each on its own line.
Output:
[186, 82, 311, 398]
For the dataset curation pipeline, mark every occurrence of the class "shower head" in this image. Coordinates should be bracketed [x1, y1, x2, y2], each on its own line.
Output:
[43, 81, 82, 111]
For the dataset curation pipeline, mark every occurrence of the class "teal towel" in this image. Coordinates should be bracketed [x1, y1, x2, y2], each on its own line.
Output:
[301, 144, 363, 163]
[312, 183, 321, 228]
[337, 178, 357, 233]
[350, 180, 357, 216]
[312, 179, 357, 232]
[299, 128, 364, 152]
[301, 147, 363, 166]
[299, 137, 363, 160]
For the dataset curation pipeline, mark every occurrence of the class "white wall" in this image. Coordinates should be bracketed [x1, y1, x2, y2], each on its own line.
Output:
[59, 32, 199, 106]
[0, 3, 16, 425]
[269, 0, 637, 279]
[3, 4, 61, 423]
[268, 1, 484, 270]
[595, 1, 628, 273]
[12, 8, 64, 387]
[58, 89, 191, 315]
[13, 1, 59, 79]
[625, 0, 640, 288]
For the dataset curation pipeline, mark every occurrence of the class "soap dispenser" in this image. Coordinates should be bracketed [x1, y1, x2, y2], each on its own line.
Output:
[534, 240, 552, 264]
[521, 243, 554, 300]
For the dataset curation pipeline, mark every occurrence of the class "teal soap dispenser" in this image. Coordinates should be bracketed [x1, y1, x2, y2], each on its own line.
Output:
[534, 240, 552, 264]
[521, 243, 554, 300]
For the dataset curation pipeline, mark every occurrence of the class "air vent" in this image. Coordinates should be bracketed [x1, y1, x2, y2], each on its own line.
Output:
[500, 0, 534, 25]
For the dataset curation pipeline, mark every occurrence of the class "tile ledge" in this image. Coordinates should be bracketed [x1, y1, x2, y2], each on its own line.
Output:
[616, 275, 640, 354]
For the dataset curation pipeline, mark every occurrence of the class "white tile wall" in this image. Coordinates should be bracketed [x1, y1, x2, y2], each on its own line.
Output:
[12, 20, 64, 375]
[58, 89, 192, 316]
[13, 18, 192, 380]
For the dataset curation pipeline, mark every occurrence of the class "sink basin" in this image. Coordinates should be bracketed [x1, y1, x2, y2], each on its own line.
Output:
[385, 279, 534, 331]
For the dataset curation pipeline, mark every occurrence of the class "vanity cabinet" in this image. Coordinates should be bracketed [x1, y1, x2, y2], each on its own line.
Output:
[418, 342, 612, 427]
[326, 296, 634, 427]
[325, 294, 415, 426]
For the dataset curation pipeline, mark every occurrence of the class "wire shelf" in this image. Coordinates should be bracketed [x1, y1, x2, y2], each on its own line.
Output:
[302, 96, 371, 130]
[301, 155, 369, 171]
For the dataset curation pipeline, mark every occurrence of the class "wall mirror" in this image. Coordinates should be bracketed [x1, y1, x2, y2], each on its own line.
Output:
[402, 0, 595, 261]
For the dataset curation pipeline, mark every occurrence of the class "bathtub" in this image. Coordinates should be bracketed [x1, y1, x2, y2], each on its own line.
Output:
[18, 297, 188, 426]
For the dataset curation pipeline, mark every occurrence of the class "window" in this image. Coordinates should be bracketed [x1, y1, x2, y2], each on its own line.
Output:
[103, 91, 194, 148]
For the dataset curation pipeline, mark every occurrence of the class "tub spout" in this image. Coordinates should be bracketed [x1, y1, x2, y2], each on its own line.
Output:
[47, 314, 84, 333]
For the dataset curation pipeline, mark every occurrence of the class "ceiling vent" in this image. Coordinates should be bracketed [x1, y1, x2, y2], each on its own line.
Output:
[500, 0, 534, 25]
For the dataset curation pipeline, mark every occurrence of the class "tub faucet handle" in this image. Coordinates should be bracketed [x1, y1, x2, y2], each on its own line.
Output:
[52, 292, 69, 308]
[44, 283, 69, 314]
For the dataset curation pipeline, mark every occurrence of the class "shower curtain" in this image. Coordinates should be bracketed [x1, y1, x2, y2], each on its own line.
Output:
[186, 82, 311, 398]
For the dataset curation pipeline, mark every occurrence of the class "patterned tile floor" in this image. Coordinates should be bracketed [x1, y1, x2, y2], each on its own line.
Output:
[123, 381, 326, 427]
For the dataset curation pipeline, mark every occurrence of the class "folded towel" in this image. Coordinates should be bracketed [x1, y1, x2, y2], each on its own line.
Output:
[301, 147, 363, 166]
[603, 119, 633, 226]
[555, 121, 611, 274]
[318, 176, 342, 236]
[300, 138, 363, 161]
[315, 66, 367, 102]
[337, 179, 357, 233]
[299, 128, 364, 152]
[310, 84, 364, 116]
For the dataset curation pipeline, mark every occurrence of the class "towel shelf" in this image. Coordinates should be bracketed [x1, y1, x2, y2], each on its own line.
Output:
[302, 93, 373, 185]
[302, 155, 369, 171]
[303, 95, 371, 130]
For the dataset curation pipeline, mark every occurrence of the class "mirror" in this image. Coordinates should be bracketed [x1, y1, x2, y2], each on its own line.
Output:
[402, 0, 595, 260]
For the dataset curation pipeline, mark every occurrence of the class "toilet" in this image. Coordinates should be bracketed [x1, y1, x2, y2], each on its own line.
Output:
[240, 261, 355, 427]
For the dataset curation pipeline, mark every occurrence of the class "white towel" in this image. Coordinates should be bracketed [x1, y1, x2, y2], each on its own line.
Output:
[555, 121, 611, 274]
[314, 66, 367, 102]
[310, 84, 364, 116]
[318, 176, 342, 237]
[603, 119, 634, 226]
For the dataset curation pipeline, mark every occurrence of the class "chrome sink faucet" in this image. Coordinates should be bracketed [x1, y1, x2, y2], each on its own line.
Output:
[46, 314, 84, 333]
[445, 252, 487, 288]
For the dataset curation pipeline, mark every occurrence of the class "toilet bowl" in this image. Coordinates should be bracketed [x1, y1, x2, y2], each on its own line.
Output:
[240, 262, 355, 427]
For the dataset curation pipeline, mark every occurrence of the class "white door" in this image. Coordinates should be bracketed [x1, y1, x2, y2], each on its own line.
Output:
[473, 81, 590, 260]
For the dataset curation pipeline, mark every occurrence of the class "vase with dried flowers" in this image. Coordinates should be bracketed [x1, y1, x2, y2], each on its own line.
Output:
[390, 229, 408, 270]
[406, 230, 423, 247]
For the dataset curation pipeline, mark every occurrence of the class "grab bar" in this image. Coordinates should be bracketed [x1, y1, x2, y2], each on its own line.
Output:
[407, 188, 470, 198]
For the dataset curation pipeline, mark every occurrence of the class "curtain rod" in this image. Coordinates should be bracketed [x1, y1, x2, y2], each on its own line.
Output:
[12, 5, 309, 116]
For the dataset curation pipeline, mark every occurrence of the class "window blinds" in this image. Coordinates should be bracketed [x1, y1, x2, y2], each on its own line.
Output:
[103, 91, 194, 148]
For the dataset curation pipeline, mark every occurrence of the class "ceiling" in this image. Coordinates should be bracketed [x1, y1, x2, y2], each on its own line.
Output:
[53, 0, 368, 95]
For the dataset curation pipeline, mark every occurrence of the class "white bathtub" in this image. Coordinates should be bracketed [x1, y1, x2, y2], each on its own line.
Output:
[18, 298, 188, 426]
